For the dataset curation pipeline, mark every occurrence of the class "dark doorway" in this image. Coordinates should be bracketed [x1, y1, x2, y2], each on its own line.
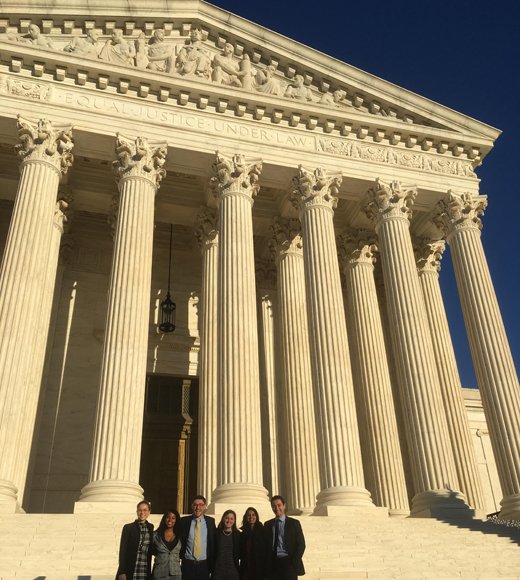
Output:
[139, 375, 199, 515]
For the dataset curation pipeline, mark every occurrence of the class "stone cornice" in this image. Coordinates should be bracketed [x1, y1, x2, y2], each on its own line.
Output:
[0, 2, 501, 146]
[0, 27, 495, 162]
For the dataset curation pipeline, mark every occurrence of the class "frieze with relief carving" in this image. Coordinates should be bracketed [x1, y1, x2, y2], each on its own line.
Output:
[0, 74, 52, 101]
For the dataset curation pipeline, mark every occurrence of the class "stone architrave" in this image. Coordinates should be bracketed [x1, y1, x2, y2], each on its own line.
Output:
[268, 217, 320, 515]
[337, 228, 409, 516]
[432, 191, 520, 519]
[363, 179, 469, 517]
[194, 206, 219, 505]
[413, 237, 486, 512]
[0, 117, 73, 512]
[14, 187, 74, 504]
[209, 152, 269, 509]
[292, 166, 375, 515]
[76, 135, 167, 511]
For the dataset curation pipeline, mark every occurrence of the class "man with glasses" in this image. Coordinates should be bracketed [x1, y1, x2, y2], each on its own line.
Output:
[180, 495, 216, 580]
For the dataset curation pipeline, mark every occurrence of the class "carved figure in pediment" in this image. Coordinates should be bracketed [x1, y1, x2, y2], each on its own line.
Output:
[238, 54, 254, 90]
[141, 30, 174, 72]
[175, 28, 211, 78]
[99, 29, 135, 66]
[285, 74, 313, 102]
[254, 64, 285, 96]
[63, 29, 100, 59]
[212, 43, 243, 87]
[6, 24, 56, 50]
[319, 89, 348, 108]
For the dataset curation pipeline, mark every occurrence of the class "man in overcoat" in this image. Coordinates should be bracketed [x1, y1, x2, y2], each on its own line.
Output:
[264, 495, 306, 580]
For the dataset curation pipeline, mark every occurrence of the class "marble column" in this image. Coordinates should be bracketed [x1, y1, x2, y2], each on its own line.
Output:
[363, 179, 469, 517]
[291, 166, 374, 515]
[337, 228, 409, 516]
[14, 187, 74, 505]
[76, 135, 167, 510]
[194, 207, 219, 504]
[432, 191, 520, 519]
[268, 217, 320, 515]
[413, 237, 486, 511]
[255, 266, 282, 499]
[209, 153, 269, 509]
[0, 117, 73, 512]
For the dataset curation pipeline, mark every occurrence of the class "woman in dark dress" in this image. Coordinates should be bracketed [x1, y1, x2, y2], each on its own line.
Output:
[152, 508, 182, 580]
[238, 507, 265, 580]
[212, 509, 241, 580]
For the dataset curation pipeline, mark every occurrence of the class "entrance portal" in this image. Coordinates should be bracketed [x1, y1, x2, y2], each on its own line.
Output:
[139, 375, 199, 515]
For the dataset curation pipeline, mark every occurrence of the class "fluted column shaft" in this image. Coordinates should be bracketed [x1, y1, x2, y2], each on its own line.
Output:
[414, 238, 485, 511]
[433, 192, 520, 519]
[338, 229, 409, 515]
[269, 218, 320, 514]
[363, 179, 468, 516]
[0, 117, 73, 511]
[292, 166, 373, 514]
[77, 136, 167, 508]
[195, 208, 219, 504]
[210, 153, 268, 507]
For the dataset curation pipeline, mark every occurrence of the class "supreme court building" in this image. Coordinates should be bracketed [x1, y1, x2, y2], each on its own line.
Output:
[0, 0, 519, 525]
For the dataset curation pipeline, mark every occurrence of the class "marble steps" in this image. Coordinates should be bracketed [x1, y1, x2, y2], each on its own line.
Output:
[2, 514, 520, 579]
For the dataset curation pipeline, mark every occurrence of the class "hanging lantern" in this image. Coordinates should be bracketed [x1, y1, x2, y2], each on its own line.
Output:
[159, 224, 176, 333]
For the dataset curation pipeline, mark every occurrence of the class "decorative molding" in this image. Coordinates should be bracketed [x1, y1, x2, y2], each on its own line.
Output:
[210, 152, 262, 200]
[337, 228, 377, 268]
[431, 191, 487, 239]
[15, 115, 74, 174]
[0, 74, 52, 100]
[363, 178, 417, 226]
[291, 165, 342, 213]
[113, 134, 167, 188]
[413, 237, 445, 274]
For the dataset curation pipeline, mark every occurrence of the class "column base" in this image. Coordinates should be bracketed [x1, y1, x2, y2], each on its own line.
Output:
[75, 479, 144, 513]
[206, 483, 270, 519]
[0, 480, 24, 513]
[498, 492, 520, 520]
[288, 507, 314, 516]
[313, 486, 378, 516]
[389, 508, 410, 518]
[410, 489, 473, 518]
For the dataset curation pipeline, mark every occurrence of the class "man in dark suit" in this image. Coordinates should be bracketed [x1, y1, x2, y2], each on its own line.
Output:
[180, 494, 216, 580]
[264, 495, 306, 580]
[116, 500, 154, 580]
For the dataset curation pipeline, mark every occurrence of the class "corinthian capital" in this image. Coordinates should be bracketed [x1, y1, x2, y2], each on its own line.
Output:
[15, 116, 74, 175]
[431, 191, 487, 238]
[53, 186, 74, 233]
[268, 217, 303, 262]
[412, 237, 445, 274]
[210, 152, 262, 201]
[113, 134, 167, 189]
[255, 258, 277, 290]
[291, 165, 342, 213]
[337, 228, 378, 269]
[363, 178, 417, 226]
[194, 206, 219, 250]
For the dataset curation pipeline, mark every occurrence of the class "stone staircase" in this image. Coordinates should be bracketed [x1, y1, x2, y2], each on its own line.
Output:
[2, 513, 520, 580]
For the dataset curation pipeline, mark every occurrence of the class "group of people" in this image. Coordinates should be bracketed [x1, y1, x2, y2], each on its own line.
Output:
[116, 494, 306, 580]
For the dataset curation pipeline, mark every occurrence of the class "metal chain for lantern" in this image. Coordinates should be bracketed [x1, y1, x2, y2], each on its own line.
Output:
[159, 224, 176, 333]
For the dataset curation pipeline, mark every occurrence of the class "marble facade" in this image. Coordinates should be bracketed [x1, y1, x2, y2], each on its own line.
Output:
[0, 0, 518, 521]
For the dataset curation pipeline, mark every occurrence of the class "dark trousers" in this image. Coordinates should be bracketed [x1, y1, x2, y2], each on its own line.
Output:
[271, 556, 297, 580]
[181, 560, 210, 580]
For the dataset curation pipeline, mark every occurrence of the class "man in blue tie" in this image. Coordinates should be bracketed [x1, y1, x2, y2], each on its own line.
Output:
[264, 495, 306, 580]
[180, 495, 216, 580]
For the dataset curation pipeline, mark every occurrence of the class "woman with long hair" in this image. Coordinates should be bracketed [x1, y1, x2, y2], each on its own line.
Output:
[212, 509, 241, 580]
[239, 507, 265, 580]
[152, 508, 182, 580]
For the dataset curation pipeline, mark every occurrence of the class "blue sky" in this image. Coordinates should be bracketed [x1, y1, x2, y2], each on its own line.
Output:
[208, 0, 520, 389]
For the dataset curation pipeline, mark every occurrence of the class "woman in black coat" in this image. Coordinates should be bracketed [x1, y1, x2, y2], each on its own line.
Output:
[238, 507, 265, 580]
[116, 500, 154, 580]
[212, 509, 241, 580]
